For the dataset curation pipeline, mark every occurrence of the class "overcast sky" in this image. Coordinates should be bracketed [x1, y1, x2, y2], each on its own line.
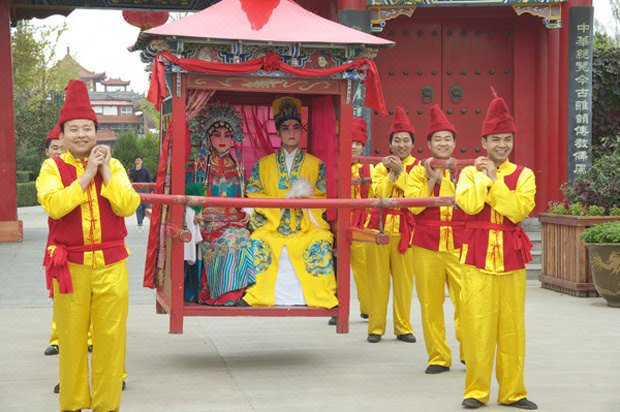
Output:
[32, 1, 615, 96]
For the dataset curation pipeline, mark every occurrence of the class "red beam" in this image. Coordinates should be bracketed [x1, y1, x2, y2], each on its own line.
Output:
[140, 193, 455, 209]
[183, 303, 338, 317]
[132, 182, 154, 190]
[348, 227, 390, 244]
[0, 0, 21, 242]
[352, 156, 475, 169]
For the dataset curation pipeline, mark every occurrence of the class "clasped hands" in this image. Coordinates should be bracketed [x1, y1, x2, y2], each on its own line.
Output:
[84, 145, 111, 179]
[473, 156, 497, 182]
[382, 155, 403, 179]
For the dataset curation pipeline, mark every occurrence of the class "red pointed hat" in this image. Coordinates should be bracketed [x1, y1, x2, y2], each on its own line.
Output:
[481, 89, 516, 137]
[351, 117, 367, 145]
[427, 104, 456, 139]
[58, 80, 98, 127]
[46, 123, 61, 140]
[388, 106, 415, 137]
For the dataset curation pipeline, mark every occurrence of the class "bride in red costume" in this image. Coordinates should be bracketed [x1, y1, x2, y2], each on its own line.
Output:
[187, 102, 255, 305]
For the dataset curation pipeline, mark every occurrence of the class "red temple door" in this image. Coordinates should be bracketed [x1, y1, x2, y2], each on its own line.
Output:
[373, 13, 514, 159]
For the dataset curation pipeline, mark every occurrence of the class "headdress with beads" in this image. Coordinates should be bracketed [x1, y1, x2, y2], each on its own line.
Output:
[194, 101, 245, 143]
[273, 96, 302, 130]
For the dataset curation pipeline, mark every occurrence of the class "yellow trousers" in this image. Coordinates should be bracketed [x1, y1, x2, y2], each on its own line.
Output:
[49, 315, 93, 347]
[54, 260, 128, 412]
[412, 246, 463, 367]
[366, 234, 414, 336]
[350, 241, 369, 316]
[461, 266, 528, 404]
[245, 229, 338, 308]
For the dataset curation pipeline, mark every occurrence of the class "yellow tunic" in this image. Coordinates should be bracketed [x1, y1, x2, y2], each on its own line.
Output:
[456, 161, 536, 272]
[37, 152, 139, 411]
[243, 149, 337, 308]
[455, 160, 536, 404]
[365, 155, 417, 337]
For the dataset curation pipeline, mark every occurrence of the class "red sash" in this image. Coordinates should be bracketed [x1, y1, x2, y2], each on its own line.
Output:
[44, 240, 126, 294]
[465, 221, 533, 265]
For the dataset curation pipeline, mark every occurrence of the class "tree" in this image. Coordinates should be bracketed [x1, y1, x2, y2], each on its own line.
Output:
[12, 21, 76, 178]
[111, 130, 141, 171]
[592, 33, 620, 157]
[112, 130, 160, 180]
[135, 97, 161, 132]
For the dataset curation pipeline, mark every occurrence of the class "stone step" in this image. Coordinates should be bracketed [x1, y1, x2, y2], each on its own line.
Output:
[526, 263, 541, 280]
[530, 250, 541, 265]
[526, 231, 541, 242]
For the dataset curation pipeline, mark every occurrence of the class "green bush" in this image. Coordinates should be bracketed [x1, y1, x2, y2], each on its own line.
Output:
[581, 221, 620, 243]
[609, 206, 620, 216]
[587, 205, 606, 216]
[16, 147, 45, 180]
[561, 153, 620, 214]
[16, 171, 30, 183]
[17, 182, 38, 207]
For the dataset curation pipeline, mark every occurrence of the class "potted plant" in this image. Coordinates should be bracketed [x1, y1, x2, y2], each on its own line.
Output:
[539, 152, 620, 297]
[581, 221, 620, 308]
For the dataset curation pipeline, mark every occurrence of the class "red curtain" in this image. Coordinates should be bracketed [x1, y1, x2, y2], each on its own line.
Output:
[147, 50, 387, 117]
[240, 105, 275, 173]
[310, 95, 339, 221]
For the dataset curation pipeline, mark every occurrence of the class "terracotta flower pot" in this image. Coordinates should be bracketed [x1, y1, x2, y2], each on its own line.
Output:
[585, 243, 620, 308]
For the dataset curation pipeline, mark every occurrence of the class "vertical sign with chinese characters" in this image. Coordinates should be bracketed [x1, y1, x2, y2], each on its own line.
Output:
[567, 7, 594, 181]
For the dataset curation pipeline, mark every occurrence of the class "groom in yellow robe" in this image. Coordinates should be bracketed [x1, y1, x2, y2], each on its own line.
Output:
[242, 97, 338, 308]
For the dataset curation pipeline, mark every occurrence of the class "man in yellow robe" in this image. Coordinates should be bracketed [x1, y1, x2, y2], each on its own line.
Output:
[365, 107, 418, 343]
[43, 124, 64, 357]
[242, 97, 337, 308]
[456, 93, 537, 410]
[36, 80, 140, 411]
[349, 117, 372, 319]
[405, 104, 464, 374]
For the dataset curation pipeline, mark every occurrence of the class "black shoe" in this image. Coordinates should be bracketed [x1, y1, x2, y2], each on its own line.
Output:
[88, 345, 93, 353]
[462, 398, 484, 409]
[396, 333, 416, 343]
[44, 345, 59, 356]
[328, 316, 337, 325]
[53, 383, 59, 394]
[425, 365, 450, 374]
[367, 334, 381, 343]
[504, 398, 538, 410]
[461, 360, 466, 365]
[360, 313, 369, 319]
[235, 299, 250, 307]
[122, 380, 127, 391]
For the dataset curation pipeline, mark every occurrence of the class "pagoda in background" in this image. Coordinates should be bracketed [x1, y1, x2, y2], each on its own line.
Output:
[56, 48, 147, 145]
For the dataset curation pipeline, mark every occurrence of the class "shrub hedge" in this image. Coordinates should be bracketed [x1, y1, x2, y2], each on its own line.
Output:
[16, 171, 30, 183]
[17, 182, 39, 207]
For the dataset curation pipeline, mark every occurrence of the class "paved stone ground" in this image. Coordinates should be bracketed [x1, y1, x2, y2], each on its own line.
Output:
[1, 206, 619, 411]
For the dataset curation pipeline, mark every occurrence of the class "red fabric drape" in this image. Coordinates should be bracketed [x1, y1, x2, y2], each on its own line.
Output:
[310, 95, 338, 221]
[147, 50, 387, 117]
[187, 89, 215, 120]
[143, 126, 173, 288]
[240, 105, 275, 172]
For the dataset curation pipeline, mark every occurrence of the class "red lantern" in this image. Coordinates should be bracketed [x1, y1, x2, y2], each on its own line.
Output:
[122, 11, 169, 31]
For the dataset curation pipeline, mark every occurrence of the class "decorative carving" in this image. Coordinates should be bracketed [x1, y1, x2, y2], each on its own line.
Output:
[449, 85, 463, 104]
[513, 4, 562, 29]
[420, 85, 434, 104]
[188, 76, 340, 94]
[369, 7, 417, 32]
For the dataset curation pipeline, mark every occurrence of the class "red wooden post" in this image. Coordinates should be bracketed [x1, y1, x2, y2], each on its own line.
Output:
[536, 24, 550, 209]
[169, 73, 187, 334]
[0, 0, 22, 242]
[337, 91, 352, 334]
